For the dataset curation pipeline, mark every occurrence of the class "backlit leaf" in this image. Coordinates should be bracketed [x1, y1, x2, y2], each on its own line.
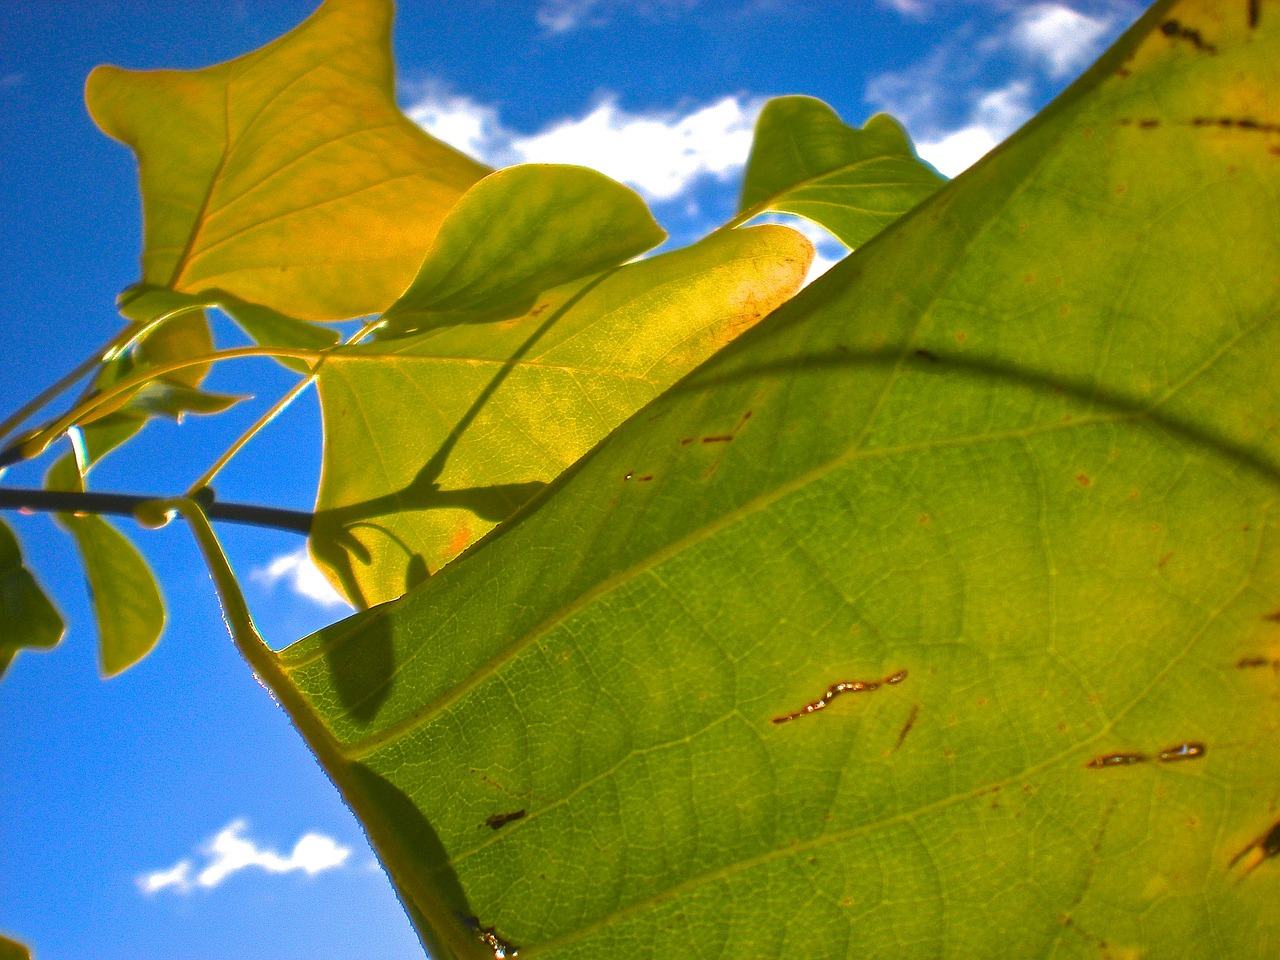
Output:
[85, 0, 489, 321]
[0, 517, 64, 679]
[738, 96, 944, 248]
[275, 3, 1280, 957]
[312, 224, 812, 606]
[46, 457, 165, 676]
[383, 164, 666, 335]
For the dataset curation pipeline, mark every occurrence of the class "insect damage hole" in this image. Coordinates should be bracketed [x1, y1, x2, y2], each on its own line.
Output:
[772, 670, 907, 724]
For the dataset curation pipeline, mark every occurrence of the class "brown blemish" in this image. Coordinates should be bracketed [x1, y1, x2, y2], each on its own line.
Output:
[1263, 609, 1280, 622]
[1188, 116, 1280, 133]
[955, 331, 967, 342]
[1076, 473, 1091, 486]
[702, 435, 733, 444]
[680, 437, 694, 445]
[893, 704, 919, 752]
[1086, 752, 1147, 768]
[772, 669, 907, 724]
[1117, 67, 1131, 77]
[1236, 655, 1280, 671]
[1229, 818, 1280, 876]
[635, 474, 653, 482]
[482, 809, 527, 830]
[1161, 18, 1217, 52]
[914, 348, 940, 362]
[918, 514, 930, 525]
[1138, 119, 1159, 129]
[1250, 0, 1260, 28]
[1157, 742, 1205, 762]
[1157, 552, 1173, 569]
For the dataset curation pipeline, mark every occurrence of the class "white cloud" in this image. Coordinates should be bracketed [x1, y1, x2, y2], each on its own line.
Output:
[537, 0, 603, 32]
[407, 86, 764, 204]
[138, 820, 351, 895]
[878, 0, 930, 16]
[1011, 4, 1112, 78]
[138, 859, 192, 894]
[252, 546, 349, 609]
[864, 2, 1136, 178]
[509, 97, 761, 201]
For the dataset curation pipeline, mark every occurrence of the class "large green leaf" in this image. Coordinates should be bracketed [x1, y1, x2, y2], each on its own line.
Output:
[736, 96, 945, 247]
[85, 0, 489, 321]
[46, 457, 165, 676]
[0, 518, 64, 679]
[274, 2, 1280, 957]
[383, 165, 666, 335]
[311, 224, 813, 606]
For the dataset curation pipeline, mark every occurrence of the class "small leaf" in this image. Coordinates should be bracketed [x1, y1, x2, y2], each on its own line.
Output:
[383, 164, 666, 334]
[0, 517, 64, 679]
[313, 224, 812, 606]
[0, 934, 31, 960]
[85, 0, 489, 320]
[738, 96, 944, 248]
[217, 293, 340, 374]
[46, 457, 165, 676]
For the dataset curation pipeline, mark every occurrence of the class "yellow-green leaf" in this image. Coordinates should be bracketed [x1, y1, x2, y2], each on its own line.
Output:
[383, 164, 666, 334]
[47, 457, 165, 676]
[274, 3, 1280, 957]
[0, 517, 64, 679]
[0, 934, 31, 960]
[312, 224, 813, 606]
[85, 0, 489, 321]
[737, 96, 944, 248]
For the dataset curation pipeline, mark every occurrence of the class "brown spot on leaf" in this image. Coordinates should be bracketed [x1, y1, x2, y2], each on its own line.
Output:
[482, 809, 527, 830]
[1076, 473, 1091, 486]
[1158, 552, 1173, 569]
[1087, 752, 1146, 768]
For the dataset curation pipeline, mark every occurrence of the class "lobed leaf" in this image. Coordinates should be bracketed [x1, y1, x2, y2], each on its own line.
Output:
[0, 518, 64, 679]
[85, 0, 489, 321]
[46, 457, 165, 676]
[383, 164, 667, 335]
[738, 96, 944, 248]
[311, 224, 813, 606]
[275, 2, 1280, 957]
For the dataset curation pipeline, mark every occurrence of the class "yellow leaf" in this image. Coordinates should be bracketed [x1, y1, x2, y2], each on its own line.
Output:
[85, 0, 489, 321]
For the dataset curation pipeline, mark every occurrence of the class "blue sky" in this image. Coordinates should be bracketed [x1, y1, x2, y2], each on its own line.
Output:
[0, 2, 1141, 957]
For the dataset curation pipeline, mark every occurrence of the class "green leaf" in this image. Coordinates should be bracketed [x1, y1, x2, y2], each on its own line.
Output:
[275, 3, 1280, 957]
[737, 96, 944, 248]
[383, 164, 666, 334]
[311, 224, 813, 606]
[0, 934, 31, 960]
[217, 292, 340, 374]
[46, 457, 165, 676]
[80, 287, 324, 465]
[85, 0, 489, 321]
[0, 517, 64, 679]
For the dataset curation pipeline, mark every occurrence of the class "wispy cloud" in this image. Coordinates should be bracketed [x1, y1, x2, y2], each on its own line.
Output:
[406, 84, 763, 204]
[1010, 4, 1115, 78]
[535, 0, 702, 34]
[252, 546, 349, 609]
[138, 820, 351, 894]
[865, 2, 1136, 176]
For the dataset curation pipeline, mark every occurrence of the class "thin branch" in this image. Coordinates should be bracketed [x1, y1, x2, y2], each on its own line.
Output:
[0, 486, 312, 534]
